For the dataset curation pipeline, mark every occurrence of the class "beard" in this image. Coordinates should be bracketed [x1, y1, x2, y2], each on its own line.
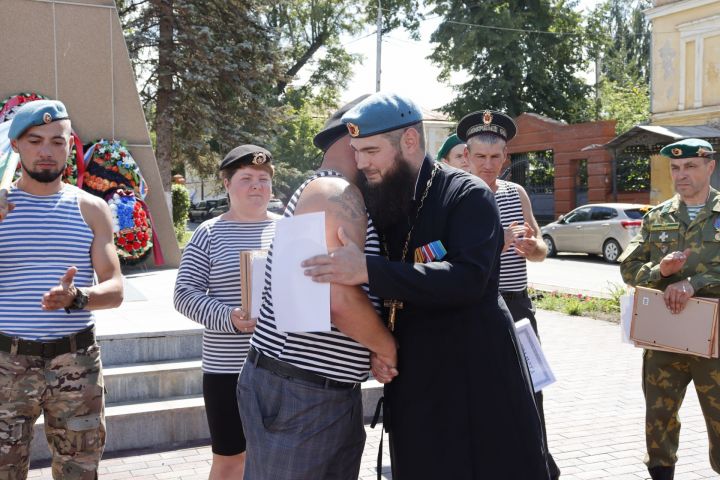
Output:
[20, 160, 65, 183]
[359, 152, 416, 234]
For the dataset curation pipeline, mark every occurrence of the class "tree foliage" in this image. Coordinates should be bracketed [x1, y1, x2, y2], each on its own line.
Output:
[585, 0, 651, 133]
[117, 0, 420, 193]
[428, 0, 591, 123]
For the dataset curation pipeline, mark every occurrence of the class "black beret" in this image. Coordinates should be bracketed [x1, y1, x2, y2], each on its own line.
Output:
[313, 94, 371, 152]
[457, 110, 517, 142]
[219, 144, 272, 171]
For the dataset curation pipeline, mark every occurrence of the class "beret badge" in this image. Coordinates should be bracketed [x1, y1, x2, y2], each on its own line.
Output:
[252, 152, 267, 165]
[482, 110, 493, 125]
[43, 112, 52, 124]
[347, 122, 360, 138]
[698, 147, 710, 157]
[671, 148, 682, 157]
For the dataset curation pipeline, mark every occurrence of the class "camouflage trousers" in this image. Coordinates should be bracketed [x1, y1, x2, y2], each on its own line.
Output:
[642, 349, 720, 473]
[0, 345, 105, 480]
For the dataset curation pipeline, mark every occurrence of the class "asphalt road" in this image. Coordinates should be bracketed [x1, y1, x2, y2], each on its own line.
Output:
[527, 253, 626, 298]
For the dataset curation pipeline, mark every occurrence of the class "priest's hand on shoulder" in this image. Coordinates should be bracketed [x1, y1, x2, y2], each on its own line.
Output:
[303, 227, 368, 285]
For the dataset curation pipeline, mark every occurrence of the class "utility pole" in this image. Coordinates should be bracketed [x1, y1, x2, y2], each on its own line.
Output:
[376, 0, 382, 92]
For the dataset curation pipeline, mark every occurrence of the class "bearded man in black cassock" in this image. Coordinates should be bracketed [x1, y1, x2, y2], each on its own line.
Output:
[302, 92, 550, 480]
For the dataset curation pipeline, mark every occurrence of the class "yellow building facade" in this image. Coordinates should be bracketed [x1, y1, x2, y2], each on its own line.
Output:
[645, 0, 720, 201]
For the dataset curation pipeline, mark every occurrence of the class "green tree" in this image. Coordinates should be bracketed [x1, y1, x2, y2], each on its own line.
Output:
[118, 0, 284, 188]
[429, 0, 591, 123]
[585, 0, 651, 132]
[171, 183, 191, 241]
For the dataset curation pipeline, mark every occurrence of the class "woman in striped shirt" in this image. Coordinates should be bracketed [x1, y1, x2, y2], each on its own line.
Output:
[174, 145, 278, 480]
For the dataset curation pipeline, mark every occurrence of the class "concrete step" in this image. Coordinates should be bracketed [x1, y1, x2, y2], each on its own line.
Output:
[104, 359, 202, 404]
[97, 328, 202, 366]
[30, 380, 385, 462]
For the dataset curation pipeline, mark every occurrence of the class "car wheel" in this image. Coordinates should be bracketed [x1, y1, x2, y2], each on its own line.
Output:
[543, 235, 557, 257]
[603, 239, 621, 263]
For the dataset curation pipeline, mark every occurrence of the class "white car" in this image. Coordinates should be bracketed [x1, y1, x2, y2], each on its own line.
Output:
[541, 203, 651, 263]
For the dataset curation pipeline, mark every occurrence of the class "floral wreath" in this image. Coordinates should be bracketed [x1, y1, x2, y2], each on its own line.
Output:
[0, 92, 47, 123]
[1, 93, 85, 186]
[83, 139, 147, 199]
[107, 189, 153, 264]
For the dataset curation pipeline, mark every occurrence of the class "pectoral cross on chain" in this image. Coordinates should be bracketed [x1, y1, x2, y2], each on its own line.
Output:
[384, 299, 404, 331]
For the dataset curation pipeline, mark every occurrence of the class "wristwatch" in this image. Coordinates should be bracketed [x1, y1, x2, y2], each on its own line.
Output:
[65, 287, 90, 314]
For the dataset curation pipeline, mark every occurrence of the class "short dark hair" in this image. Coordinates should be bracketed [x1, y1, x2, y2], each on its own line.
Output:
[382, 122, 425, 150]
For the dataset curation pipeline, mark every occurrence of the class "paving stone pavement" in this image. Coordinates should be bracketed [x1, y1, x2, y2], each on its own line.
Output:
[28, 310, 718, 479]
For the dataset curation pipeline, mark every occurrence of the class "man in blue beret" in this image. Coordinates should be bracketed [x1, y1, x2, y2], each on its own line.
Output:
[303, 92, 550, 479]
[238, 95, 397, 480]
[0, 100, 123, 478]
[620, 138, 719, 480]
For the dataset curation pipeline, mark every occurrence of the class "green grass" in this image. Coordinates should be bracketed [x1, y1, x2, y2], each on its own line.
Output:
[529, 287, 621, 321]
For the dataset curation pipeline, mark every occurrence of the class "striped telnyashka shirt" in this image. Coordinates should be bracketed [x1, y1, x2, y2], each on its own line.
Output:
[496, 180, 529, 292]
[251, 170, 382, 383]
[174, 217, 276, 373]
[0, 185, 94, 340]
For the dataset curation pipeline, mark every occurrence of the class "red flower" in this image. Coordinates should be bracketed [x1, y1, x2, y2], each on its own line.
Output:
[125, 232, 135, 241]
[132, 241, 141, 250]
[118, 237, 127, 246]
[141, 239, 148, 247]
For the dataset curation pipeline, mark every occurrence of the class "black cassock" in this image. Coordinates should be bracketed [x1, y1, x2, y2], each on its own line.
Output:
[366, 158, 550, 480]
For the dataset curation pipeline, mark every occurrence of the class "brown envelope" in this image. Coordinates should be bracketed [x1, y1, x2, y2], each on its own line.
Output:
[240, 250, 268, 318]
[630, 286, 719, 358]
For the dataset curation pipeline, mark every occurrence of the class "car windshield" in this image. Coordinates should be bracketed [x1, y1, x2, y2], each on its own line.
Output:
[624, 208, 647, 220]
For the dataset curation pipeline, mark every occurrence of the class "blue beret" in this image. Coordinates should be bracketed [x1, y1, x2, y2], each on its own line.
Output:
[8, 100, 69, 140]
[660, 138, 716, 159]
[313, 94, 371, 152]
[341, 92, 423, 138]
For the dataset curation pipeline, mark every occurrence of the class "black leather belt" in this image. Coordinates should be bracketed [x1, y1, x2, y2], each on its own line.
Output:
[501, 289, 529, 301]
[248, 347, 357, 390]
[0, 325, 96, 359]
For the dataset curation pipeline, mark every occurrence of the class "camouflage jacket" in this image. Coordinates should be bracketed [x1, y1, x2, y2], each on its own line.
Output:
[619, 188, 720, 297]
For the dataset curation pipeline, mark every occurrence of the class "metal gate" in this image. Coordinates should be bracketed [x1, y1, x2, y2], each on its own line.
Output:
[502, 150, 555, 223]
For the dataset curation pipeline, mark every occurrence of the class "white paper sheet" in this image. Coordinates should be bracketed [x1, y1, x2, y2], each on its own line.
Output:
[271, 211, 330, 332]
[619, 292, 634, 345]
[515, 318, 556, 392]
[250, 255, 267, 318]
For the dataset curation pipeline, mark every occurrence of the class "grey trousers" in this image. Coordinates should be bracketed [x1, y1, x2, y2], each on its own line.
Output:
[237, 359, 366, 480]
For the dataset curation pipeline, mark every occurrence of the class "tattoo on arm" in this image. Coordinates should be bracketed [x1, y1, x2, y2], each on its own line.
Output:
[329, 188, 366, 221]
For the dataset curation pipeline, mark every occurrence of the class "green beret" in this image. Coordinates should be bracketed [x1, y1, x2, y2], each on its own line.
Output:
[660, 138, 716, 159]
[219, 144, 272, 171]
[436, 134, 464, 161]
[8, 99, 69, 140]
[341, 92, 423, 138]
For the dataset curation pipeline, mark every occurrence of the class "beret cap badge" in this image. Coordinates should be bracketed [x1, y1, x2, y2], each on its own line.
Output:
[347, 122, 360, 138]
[698, 147, 709, 157]
[252, 152, 267, 165]
[43, 112, 52, 124]
[671, 148, 683, 157]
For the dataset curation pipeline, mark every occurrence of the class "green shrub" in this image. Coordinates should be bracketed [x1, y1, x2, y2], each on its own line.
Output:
[171, 184, 191, 242]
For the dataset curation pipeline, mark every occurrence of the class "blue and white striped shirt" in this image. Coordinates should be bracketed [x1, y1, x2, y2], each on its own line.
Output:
[251, 170, 382, 383]
[174, 217, 277, 373]
[496, 180, 529, 292]
[0, 184, 94, 340]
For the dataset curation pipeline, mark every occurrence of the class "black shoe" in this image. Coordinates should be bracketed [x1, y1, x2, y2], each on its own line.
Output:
[648, 466, 674, 480]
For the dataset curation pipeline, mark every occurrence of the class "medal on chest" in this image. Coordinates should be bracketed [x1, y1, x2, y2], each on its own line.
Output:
[383, 163, 439, 331]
